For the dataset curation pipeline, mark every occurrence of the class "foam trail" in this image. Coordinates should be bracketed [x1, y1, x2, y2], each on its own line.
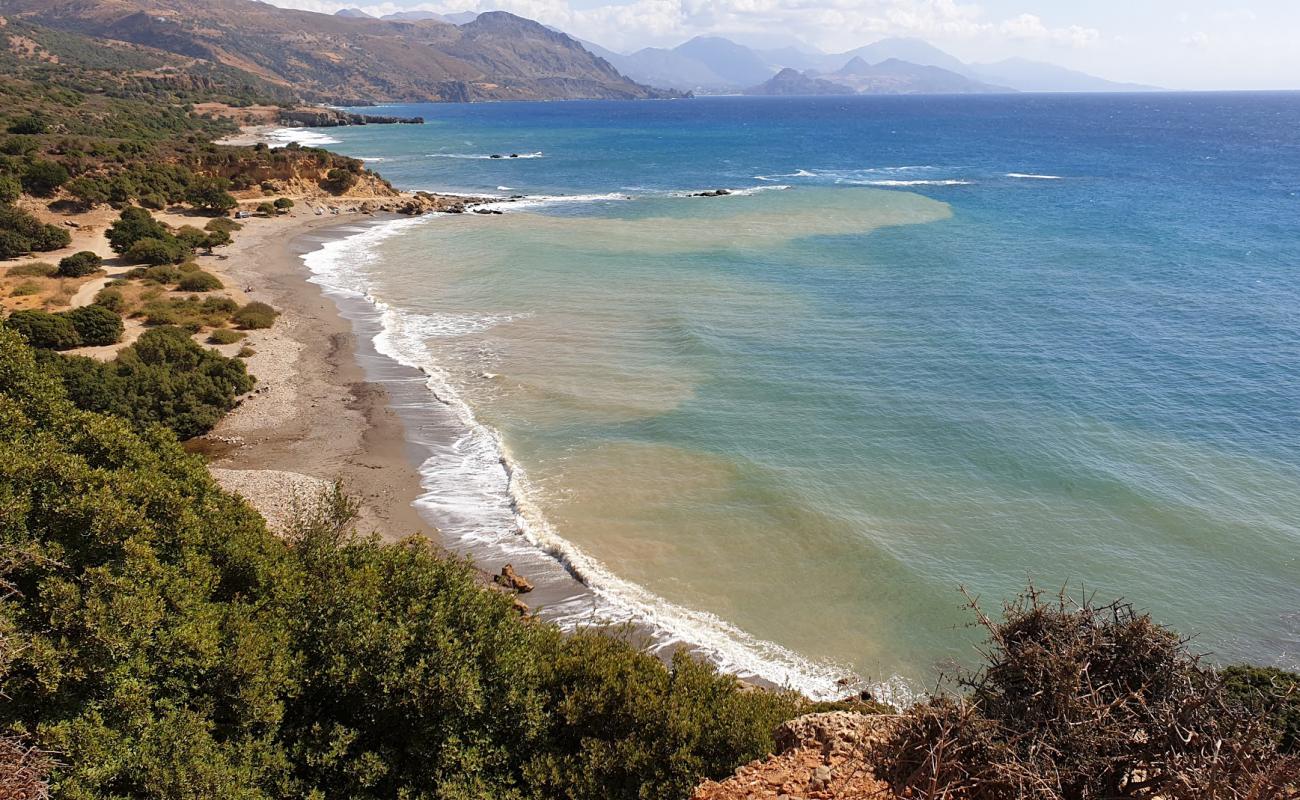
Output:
[1007, 173, 1064, 180]
[850, 179, 973, 187]
[266, 128, 341, 147]
[298, 215, 901, 703]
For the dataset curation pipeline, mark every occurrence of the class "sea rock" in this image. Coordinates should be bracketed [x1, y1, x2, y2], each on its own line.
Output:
[691, 189, 732, 197]
[494, 563, 534, 593]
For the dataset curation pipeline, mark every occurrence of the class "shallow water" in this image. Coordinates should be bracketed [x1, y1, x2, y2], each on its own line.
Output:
[299, 93, 1300, 697]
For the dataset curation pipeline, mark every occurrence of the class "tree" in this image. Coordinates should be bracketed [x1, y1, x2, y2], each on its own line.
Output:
[178, 271, 223, 292]
[202, 228, 232, 252]
[185, 176, 237, 214]
[273, 197, 294, 213]
[3, 310, 81, 349]
[107, 207, 168, 254]
[125, 237, 186, 266]
[64, 305, 124, 346]
[64, 176, 112, 209]
[256, 201, 276, 216]
[20, 160, 69, 197]
[57, 251, 103, 278]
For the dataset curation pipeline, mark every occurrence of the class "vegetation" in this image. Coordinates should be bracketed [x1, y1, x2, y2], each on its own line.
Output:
[64, 304, 125, 346]
[207, 328, 245, 345]
[3, 308, 82, 349]
[274, 197, 295, 212]
[41, 326, 254, 437]
[0, 328, 806, 799]
[233, 300, 280, 329]
[0, 204, 72, 258]
[880, 588, 1300, 799]
[93, 286, 126, 312]
[57, 250, 103, 277]
[6, 261, 57, 278]
[178, 270, 223, 292]
[138, 294, 239, 329]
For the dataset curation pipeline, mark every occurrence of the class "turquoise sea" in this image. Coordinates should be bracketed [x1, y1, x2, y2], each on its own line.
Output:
[295, 94, 1300, 699]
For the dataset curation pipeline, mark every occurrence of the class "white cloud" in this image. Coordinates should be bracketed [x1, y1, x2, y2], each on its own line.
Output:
[265, 0, 1104, 54]
[1181, 31, 1210, 48]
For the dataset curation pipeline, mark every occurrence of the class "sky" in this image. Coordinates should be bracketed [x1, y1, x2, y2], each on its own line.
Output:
[263, 0, 1300, 90]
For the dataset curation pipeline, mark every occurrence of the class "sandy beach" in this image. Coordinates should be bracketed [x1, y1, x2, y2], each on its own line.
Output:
[200, 211, 434, 541]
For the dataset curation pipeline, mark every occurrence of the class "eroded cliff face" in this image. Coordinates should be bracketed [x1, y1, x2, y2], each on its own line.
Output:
[692, 713, 899, 800]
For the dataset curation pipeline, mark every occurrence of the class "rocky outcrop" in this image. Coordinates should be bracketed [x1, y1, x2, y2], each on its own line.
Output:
[493, 564, 534, 593]
[692, 712, 899, 800]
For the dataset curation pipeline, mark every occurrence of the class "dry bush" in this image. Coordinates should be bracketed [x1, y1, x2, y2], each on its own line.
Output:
[881, 587, 1300, 800]
[0, 735, 52, 800]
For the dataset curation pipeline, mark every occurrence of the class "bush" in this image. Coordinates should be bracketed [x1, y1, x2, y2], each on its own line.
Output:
[207, 328, 244, 345]
[20, 160, 70, 197]
[1222, 666, 1300, 754]
[3, 309, 80, 349]
[0, 174, 19, 204]
[92, 287, 125, 313]
[64, 304, 123, 346]
[204, 217, 242, 234]
[322, 167, 357, 193]
[6, 261, 57, 277]
[125, 237, 186, 266]
[56, 251, 103, 278]
[273, 197, 294, 212]
[178, 270, 222, 292]
[202, 228, 232, 251]
[233, 301, 279, 330]
[880, 587, 1300, 800]
[7, 113, 49, 135]
[10, 280, 41, 297]
[106, 206, 169, 255]
[236, 346, 255, 358]
[256, 201, 276, 216]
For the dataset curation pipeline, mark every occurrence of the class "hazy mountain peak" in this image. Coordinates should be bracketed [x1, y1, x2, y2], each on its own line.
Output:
[333, 7, 373, 18]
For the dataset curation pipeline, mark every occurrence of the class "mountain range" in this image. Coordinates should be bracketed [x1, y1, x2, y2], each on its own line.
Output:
[590, 34, 1157, 95]
[0, 0, 671, 103]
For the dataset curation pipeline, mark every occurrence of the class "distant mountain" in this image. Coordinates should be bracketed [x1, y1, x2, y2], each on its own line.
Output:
[2, 0, 673, 103]
[334, 8, 374, 19]
[441, 11, 481, 25]
[672, 36, 776, 88]
[746, 59, 1006, 96]
[838, 38, 966, 73]
[827, 58, 1007, 94]
[602, 46, 730, 92]
[380, 10, 444, 22]
[744, 67, 852, 96]
[965, 58, 1158, 92]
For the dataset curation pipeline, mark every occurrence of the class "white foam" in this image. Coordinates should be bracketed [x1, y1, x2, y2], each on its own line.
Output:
[265, 128, 342, 147]
[1007, 172, 1064, 180]
[475, 192, 634, 212]
[428, 151, 544, 160]
[850, 179, 973, 187]
[297, 214, 892, 703]
[675, 185, 792, 197]
[755, 169, 816, 181]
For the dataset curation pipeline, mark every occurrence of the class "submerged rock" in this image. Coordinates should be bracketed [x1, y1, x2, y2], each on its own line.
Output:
[691, 188, 732, 197]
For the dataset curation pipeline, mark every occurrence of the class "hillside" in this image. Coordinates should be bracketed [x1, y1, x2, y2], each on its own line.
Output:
[743, 67, 852, 96]
[0, 0, 670, 103]
[745, 60, 1006, 96]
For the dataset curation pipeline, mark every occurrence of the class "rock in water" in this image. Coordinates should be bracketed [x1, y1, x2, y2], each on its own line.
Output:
[494, 563, 534, 593]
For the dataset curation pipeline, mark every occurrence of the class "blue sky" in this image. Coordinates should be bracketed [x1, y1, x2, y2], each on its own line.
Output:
[266, 0, 1300, 89]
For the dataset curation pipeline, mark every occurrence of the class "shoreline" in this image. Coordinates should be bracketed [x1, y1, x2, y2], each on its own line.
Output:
[204, 212, 434, 542]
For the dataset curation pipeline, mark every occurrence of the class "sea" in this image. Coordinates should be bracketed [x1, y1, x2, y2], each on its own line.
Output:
[287, 93, 1300, 701]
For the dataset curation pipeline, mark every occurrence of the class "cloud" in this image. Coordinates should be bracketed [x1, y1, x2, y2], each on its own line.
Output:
[264, 0, 1103, 54]
[1181, 31, 1210, 49]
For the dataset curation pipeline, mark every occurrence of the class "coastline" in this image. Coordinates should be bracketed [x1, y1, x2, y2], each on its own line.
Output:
[203, 212, 433, 542]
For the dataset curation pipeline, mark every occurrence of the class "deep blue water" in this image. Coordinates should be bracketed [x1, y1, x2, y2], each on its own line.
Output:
[309, 93, 1300, 690]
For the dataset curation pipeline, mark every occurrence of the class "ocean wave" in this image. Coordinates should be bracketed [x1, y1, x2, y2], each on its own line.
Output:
[297, 215, 881, 702]
[848, 179, 973, 187]
[1007, 173, 1064, 180]
[475, 192, 635, 212]
[755, 169, 817, 181]
[428, 151, 544, 160]
[673, 185, 792, 197]
[265, 128, 342, 147]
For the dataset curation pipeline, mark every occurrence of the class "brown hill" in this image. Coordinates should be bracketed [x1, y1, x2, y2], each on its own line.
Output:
[0, 0, 669, 102]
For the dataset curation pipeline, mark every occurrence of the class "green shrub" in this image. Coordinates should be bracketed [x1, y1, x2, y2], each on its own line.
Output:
[207, 328, 244, 345]
[10, 280, 41, 297]
[125, 237, 186, 266]
[56, 250, 103, 278]
[178, 270, 223, 292]
[0, 205, 73, 257]
[233, 301, 279, 330]
[0, 173, 20, 204]
[202, 228, 232, 250]
[20, 160, 70, 197]
[204, 217, 241, 234]
[106, 206, 169, 254]
[92, 287, 125, 313]
[1222, 666, 1300, 753]
[3, 309, 80, 349]
[256, 201, 276, 216]
[139, 193, 167, 210]
[273, 197, 295, 212]
[64, 304, 124, 346]
[236, 345, 255, 358]
[322, 167, 357, 193]
[6, 261, 57, 277]
[7, 113, 49, 135]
